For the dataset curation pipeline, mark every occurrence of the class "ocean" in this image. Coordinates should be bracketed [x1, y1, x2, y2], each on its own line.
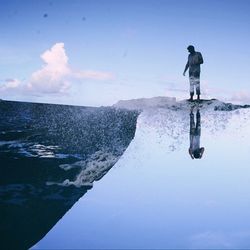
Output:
[0, 100, 139, 249]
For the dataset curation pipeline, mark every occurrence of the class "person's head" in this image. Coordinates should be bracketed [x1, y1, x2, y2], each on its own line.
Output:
[187, 45, 195, 54]
[193, 149, 202, 159]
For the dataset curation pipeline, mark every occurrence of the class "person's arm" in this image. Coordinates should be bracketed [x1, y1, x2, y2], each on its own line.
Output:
[198, 52, 204, 64]
[200, 147, 205, 158]
[189, 148, 194, 159]
[183, 61, 189, 76]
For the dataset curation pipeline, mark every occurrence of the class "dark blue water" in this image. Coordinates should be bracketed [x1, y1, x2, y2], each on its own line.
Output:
[0, 100, 139, 249]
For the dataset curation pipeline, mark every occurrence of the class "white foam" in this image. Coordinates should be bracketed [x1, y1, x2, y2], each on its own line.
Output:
[114, 99, 250, 166]
[113, 96, 176, 110]
[113, 97, 245, 112]
[0, 140, 22, 147]
[0, 140, 76, 159]
[47, 150, 119, 187]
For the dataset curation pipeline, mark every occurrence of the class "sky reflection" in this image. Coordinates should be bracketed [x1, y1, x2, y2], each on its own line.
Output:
[36, 106, 250, 249]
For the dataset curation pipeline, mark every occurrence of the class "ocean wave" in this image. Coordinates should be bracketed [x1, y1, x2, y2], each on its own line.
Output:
[0, 140, 81, 159]
[47, 150, 119, 187]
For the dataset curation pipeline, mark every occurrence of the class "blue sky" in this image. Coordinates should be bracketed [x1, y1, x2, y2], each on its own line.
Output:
[1, 0, 250, 106]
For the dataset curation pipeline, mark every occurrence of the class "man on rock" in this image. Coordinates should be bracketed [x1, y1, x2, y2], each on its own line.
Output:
[183, 45, 204, 101]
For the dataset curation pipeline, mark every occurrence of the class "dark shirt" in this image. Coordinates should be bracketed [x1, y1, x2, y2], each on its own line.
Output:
[188, 52, 203, 73]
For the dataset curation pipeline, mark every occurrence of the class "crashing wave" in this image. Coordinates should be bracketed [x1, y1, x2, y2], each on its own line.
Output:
[47, 150, 119, 187]
[114, 97, 250, 112]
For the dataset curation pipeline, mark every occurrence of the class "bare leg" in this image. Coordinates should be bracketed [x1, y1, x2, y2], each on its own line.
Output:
[189, 93, 194, 101]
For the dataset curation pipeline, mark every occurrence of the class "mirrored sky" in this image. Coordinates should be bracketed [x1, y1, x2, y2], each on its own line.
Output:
[35, 106, 250, 249]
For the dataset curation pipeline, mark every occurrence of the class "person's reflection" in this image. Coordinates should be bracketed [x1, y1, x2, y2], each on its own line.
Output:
[189, 107, 205, 159]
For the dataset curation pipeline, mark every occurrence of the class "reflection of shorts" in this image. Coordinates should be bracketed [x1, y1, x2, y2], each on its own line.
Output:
[190, 111, 201, 150]
[190, 111, 201, 136]
[189, 71, 200, 95]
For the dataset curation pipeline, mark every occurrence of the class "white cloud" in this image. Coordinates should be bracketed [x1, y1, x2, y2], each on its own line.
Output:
[74, 70, 114, 80]
[27, 43, 71, 94]
[0, 79, 21, 91]
[189, 230, 250, 249]
[159, 77, 250, 105]
[189, 231, 231, 248]
[228, 90, 250, 104]
[0, 42, 116, 97]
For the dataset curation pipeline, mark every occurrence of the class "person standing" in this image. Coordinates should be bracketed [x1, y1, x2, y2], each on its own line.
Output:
[183, 45, 204, 101]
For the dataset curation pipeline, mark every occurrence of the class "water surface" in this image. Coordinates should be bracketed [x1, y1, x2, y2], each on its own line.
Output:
[1, 100, 250, 249]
